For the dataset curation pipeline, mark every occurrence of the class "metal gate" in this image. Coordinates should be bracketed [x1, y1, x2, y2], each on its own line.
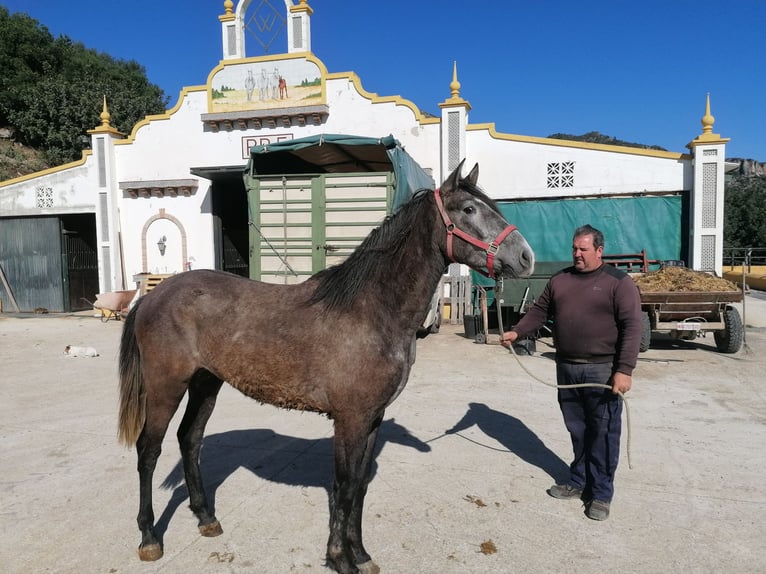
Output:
[248, 172, 393, 283]
[0, 217, 65, 312]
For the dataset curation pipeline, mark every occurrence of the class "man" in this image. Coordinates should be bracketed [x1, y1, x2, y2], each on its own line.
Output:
[501, 224, 642, 520]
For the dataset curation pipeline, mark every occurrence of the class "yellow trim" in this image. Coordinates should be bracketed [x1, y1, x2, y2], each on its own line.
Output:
[468, 123, 691, 159]
[0, 151, 92, 188]
[112, 85, 208, 146]
[326, 70, 441, 125]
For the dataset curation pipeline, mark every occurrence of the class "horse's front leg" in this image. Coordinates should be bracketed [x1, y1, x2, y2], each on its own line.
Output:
[177, 373, 224, 537]
[347, 419, 382, 574]
[326, 417, 382, 574]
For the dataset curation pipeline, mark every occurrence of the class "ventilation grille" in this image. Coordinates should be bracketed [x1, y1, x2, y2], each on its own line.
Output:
[99, 192, 109, 241]
[702, 162, 717, 227]
[447, 111, 460, 172]
[101, 245, 112, 288]
[700, 234, 715, 271]
[547, 162, 575, 188]
[35, 185, 53, 208]
[227, 25, 236, 56]
[96, 138, 106, 188]
[292, 16, 302, 48]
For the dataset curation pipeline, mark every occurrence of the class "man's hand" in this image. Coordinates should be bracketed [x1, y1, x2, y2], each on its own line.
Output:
[611, 372, 632, 394]
[500, 331, 519, 348]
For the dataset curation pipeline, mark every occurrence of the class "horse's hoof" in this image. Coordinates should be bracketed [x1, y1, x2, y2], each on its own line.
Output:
[138, 543, 163, 561]
[199, 519, 223, 537]
[357, 560, 380, 574]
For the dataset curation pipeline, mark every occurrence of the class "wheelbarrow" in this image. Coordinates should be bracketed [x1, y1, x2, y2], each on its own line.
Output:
[89, 290, 137, 322]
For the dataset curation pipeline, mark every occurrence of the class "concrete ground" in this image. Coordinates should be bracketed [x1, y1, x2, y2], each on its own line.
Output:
[1, 292, 765, 574]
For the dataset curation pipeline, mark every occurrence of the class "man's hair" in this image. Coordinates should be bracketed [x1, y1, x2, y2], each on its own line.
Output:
[573, 224, 604, 249]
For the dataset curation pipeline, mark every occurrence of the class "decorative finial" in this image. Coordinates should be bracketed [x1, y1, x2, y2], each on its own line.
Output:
[701, 92, 714, 135]
[87, 95, 124, 137]
[449, 61, 461, 100]
[100, 95, 112, 128]
[439, 60, 471, 110]
[290, 0, 313, 14]
[223, 0, 234, 15]
[687, 92, 729, 148]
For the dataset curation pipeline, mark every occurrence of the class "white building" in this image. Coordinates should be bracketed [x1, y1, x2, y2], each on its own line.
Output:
[0, 0, 730, 312]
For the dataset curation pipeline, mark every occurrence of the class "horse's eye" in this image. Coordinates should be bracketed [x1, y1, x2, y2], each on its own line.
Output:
[463, 205, 475, 215]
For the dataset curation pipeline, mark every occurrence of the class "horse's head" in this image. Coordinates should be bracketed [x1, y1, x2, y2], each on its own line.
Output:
[434, 160, 535, 279]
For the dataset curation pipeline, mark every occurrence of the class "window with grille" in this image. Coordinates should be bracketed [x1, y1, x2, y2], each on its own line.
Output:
[547, 162, 575, 188]
[35, 186, 53, 208]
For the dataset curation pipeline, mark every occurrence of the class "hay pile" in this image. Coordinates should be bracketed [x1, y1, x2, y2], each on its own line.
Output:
[633, 266, 740, 293]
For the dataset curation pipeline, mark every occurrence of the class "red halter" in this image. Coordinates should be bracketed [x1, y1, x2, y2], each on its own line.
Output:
[433, 188, 517, 279]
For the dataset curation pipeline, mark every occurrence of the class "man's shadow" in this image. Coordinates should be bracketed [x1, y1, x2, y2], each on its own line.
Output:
[152, 417, 430, 539]
[445, 402, 569, 480]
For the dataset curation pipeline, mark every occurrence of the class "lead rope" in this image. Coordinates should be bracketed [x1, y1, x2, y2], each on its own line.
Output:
[504, 339, 633, 470]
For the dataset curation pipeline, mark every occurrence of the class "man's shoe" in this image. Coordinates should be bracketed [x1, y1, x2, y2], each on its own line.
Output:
[586, 499, 610, 521]
[548, 484, 584, 500]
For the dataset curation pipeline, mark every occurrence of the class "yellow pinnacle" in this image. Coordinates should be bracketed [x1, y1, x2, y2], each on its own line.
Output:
[99, 95, 112, 128]
[687, 93, 728, 148]
[439, 61, 471, 110]
[290, 0, 313, 14]
[449, 61, 461, 100]
[219, 0, 235, 21]
[701, 92, 714, 135]
[87, 95, 124, 136]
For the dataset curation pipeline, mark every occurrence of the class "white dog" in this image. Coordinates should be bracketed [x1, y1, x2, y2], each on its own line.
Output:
[64, 345, 99, 357]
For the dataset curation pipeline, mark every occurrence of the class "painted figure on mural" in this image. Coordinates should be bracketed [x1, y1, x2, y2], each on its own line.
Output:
[279, 76, 288, 99]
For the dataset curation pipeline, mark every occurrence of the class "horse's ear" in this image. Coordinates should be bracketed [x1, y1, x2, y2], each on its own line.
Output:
[465, 163, 479, 186]
[442, 159, 467, 194]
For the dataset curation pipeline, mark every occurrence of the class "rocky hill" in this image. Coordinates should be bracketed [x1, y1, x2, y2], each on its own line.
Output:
[726, 158, 766, 177]
[0, 139, 50, 181]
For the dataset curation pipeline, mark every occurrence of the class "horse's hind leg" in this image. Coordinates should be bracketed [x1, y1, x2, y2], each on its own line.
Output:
[177, 370, 224, 537]
[136, 386, 187, 561]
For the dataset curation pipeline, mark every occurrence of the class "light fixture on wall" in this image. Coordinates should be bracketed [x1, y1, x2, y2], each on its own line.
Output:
[157, 236, 167, 256]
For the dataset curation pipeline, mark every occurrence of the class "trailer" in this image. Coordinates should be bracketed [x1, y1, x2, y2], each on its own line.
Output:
[639, 290, 744, 353]
[466, 251, 745, 355]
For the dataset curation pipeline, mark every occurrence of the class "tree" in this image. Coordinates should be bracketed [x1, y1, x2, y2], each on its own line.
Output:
[0, 6, 168, 166]
[724, 176, 766, 248]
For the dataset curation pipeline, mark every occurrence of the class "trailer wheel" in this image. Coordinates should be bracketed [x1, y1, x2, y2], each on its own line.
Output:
[714, 306, 743, 353]
[639, 311, 651, 352]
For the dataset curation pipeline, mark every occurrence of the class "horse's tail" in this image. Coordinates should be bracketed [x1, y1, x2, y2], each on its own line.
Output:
[118, 297, 146, 447]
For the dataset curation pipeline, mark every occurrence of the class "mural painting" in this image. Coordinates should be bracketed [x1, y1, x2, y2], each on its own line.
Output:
[209, 57, 323, 113]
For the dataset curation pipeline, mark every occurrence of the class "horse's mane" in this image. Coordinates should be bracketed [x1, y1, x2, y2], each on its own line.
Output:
[307, 179, 500, 311]
[307, 190, 436, 310]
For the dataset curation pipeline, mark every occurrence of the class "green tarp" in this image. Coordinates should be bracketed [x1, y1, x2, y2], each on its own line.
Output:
[473, 194, 686, 292]
[244, 133, 434, 212]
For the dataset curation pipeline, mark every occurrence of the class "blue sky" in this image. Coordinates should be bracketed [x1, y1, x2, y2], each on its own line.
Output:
[3, 0, 764, 160]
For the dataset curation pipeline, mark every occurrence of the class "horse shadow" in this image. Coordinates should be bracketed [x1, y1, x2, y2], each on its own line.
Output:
[445, 402, 569, 481]
[153, 417, 430, 538]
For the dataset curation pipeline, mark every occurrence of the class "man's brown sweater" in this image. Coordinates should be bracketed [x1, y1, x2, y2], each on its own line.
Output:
[512, 264, 643, 376]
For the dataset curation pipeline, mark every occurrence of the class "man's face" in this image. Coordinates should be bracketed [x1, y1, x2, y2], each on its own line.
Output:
[572, 233, 603, 272]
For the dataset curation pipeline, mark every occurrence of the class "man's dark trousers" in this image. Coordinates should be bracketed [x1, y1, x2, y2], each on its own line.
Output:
[555, 361, 622, 502]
